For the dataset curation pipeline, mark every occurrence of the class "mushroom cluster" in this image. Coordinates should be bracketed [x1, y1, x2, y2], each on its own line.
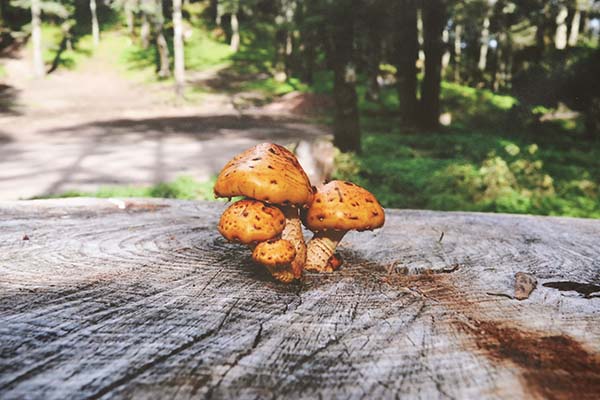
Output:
[214, 142, 385, 283]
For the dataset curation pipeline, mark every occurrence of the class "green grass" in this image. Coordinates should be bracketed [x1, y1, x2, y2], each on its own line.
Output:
[334, 82, 600, 218]
[39, 176, 218, 201]
[32, 20, 598, 218]
[0, 64, 6, 79]
[31, 25, 94, 71]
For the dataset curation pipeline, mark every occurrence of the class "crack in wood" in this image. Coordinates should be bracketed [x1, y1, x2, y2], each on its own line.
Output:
[86, 299, 240, 399]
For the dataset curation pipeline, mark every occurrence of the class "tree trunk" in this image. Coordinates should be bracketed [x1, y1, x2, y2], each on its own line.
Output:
[441, 27, 450, 74]
[419, 0, 446, 130]
[329, 0, 360, 153]
[230, 13, 240, 52]
[453, 24, 461, 82]
[2, 198, 600, 399]
[141, 0, 151, 49]
[30, 0, 44, 77]
[154, 0, 171, 78]
[284, 0, 296, 78]
[555, 6, 568, 50]
[393, 0, 418, 121]
[417, 8, 425, 64]
[209, 0, 218, 25]
[125, 0, 135, 37]
[534, 11, 546, 62]
[478, 15, 490, 71]
[173, 0, 185, 98]
[365, 13, 382, 102]
[300, 0, 316, 83]
[90, 0, 100, 47]
[216, 0, 223, 25]
[568, 8, 581, 47]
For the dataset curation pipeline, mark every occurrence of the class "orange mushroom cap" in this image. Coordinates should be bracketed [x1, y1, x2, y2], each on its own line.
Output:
[303, 180, 385, 232]
[252, 239, 296, 268]
[218, 199, 286, 244]
[214, 143, 314, 206]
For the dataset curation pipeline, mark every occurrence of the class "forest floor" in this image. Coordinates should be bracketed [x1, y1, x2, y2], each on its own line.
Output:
[0, 37, 328, 200]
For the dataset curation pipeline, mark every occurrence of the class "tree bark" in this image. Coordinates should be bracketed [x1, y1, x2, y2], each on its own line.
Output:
[154, 0, 171, 78]
[478, 15, 490, 71]
[140, 0, 151, 49]
[329, 0, 360, 153]
[417, 8, 425, 65]
[441, 27, 450, 74]
[125, 0, 135, 37]
[31, 0, 45, 77]
[230, 13, 240, 52]
[555, 6, 568, 50]
[568, 7, 581, 47]
[90, 0, 100, 47]
[365, 24, 382, 102]
[393, 0, 418, 121]
[534, 11, 546, 62]
[419, 0, 446, 130]
[173, 0, 185, 98]
[1, 198, 600, 399]
[299, 0, 316, 83]
[453, 24, 461, 82]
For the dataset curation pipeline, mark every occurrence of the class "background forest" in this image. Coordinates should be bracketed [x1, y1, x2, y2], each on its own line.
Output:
[1, 0, 599, 217]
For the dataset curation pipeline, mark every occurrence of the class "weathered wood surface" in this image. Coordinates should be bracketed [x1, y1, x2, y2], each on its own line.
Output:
[1, 198, 599, 400]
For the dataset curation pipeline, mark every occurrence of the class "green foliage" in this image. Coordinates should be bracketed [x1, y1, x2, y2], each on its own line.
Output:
[32, 24, 93, 69]
[38, 176, 218, 201]
[334, 81, 600, 218]
[10, 0, 70, 19]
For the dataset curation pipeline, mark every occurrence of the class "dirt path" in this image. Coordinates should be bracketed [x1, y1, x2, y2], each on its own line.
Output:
[0, 43, 327, 200]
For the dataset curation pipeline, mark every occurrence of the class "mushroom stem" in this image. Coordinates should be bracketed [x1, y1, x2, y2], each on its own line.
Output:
[279, 205, 306, 279]
[264, 265, 296, 283]
[305, 230, 346, 272]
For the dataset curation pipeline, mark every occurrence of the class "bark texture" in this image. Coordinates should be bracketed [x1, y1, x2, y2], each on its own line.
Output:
[173, 0, 185, 98]
[1, 198, 599, 399]
[230, 13, 240, 52]
[329, 0, 360, 153]
[419, 0, 446, 130]
[393, 0, 419, 121]
[90, 0, 100, 47]
[154, 0, 171, 78]
[31, 0, 44, 77]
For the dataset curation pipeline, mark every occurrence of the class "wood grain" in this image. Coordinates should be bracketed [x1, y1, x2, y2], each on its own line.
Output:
[1, 198, 599, 399]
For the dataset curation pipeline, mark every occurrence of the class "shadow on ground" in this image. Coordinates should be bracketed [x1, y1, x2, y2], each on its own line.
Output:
[1, 113, 329, 200]
[0, 84, 21, 115]
[40, 114, 327, 141]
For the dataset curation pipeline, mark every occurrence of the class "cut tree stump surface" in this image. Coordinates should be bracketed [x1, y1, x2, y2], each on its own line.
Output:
[1, 198, 599, 399]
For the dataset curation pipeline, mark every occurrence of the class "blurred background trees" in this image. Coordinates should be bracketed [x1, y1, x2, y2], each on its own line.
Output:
[1, 0, 599, 216]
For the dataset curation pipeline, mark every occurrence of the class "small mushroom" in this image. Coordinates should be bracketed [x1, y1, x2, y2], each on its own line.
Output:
[218, 199, 286, 245]
[214, 143, 314, 280]
[302, 181, 385, 272]
[252, 239, 297, 283]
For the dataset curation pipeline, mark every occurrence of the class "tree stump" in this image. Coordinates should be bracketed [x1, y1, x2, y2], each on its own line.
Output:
[1, 198, 599, 399]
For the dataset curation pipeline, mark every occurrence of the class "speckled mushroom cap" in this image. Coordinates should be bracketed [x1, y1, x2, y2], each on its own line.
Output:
[218, 199, 286, 244]
[303, 180, 385, 232]
[252, 239, 296, 267]
[214, 143, 314, 206]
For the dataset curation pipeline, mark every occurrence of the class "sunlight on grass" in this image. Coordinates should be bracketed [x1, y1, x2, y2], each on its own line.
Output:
[38, 176, 218, 201]
[29, 25, 94, 71]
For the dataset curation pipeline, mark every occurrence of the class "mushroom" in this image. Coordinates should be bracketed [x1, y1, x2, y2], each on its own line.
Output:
[214, 143, 314, 280]
[302, 180, 385, 272]
[252, 239, 297, 283]
[218, 199, 286, 246]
